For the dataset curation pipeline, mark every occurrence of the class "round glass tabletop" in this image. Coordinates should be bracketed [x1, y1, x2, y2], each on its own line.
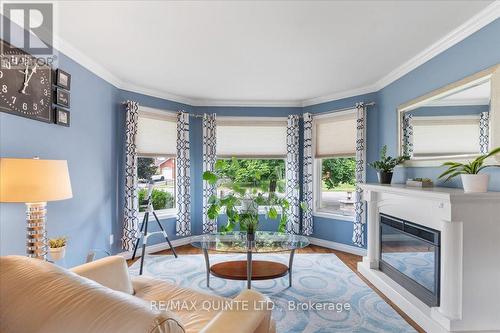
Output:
[190, 231, 310, 253]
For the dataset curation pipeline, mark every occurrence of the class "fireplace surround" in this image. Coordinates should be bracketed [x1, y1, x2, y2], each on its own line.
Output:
[358, 183, 500, 333]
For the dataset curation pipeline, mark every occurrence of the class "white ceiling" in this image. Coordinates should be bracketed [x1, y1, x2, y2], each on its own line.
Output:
[53, 1, 497, 106]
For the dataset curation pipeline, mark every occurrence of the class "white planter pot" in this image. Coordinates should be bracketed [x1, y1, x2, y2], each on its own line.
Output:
[49, 246, 66, 261]
[461, 174, 490, 193]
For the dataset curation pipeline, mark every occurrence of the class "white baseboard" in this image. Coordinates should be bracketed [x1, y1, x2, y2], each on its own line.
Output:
[118, 236, 192, 260]
[308, 237, 367, 256]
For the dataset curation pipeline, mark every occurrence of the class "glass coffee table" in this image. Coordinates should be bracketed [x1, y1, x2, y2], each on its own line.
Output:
[191, 231, 309, 289]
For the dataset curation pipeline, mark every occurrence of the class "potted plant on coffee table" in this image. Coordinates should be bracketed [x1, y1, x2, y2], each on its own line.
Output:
[438, 147, 500, 193]
[369, 145, 409, 184]
[48, 236, 67, 261]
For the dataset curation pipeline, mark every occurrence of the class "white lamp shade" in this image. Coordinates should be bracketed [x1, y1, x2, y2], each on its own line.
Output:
[0, 158, 73, 203]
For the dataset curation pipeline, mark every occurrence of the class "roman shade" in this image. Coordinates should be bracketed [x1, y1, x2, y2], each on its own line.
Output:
[314, 110, 357, 158]
[136, 111, 177, 157]
[216, 117, 287, 158]
[412, 116, 480, 156]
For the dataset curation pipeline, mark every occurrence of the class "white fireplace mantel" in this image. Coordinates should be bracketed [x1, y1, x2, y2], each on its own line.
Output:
[357, 183, 500, 333]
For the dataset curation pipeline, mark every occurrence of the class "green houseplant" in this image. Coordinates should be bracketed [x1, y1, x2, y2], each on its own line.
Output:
[48, 236, 67, 261]
[438, 147, 500, 193]
[369, 145, 409, 184]
[203, 162, 307, 239]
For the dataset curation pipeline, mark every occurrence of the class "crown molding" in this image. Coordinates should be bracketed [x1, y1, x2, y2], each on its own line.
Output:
[301, 84, 378, 107]
[54, 37, 123, 89]
[119, 81, 195, 106]
[372, 1, 500, 91]
[51, 1, 499, 108]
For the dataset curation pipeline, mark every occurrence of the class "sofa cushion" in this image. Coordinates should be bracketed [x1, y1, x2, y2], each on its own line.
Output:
[132, 275, 226, 333]
[0, 256, 185, 333]
[71, 255, 134, 294]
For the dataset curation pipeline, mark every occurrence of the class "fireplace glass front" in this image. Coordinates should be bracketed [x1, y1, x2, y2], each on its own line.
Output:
[379, 213, 440, 307]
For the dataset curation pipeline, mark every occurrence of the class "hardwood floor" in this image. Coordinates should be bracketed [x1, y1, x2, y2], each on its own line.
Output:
[127, 244, 425, 332]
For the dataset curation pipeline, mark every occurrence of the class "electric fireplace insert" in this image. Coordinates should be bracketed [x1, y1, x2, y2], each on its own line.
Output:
[379, 213, 440, 307]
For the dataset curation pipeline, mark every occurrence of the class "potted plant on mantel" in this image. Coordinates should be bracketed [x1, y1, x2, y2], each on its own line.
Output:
[438, 147, 500, 193]
[369, 145, 409, 184]
[203, 162, 307, 240]
[48, 236, 67, 261]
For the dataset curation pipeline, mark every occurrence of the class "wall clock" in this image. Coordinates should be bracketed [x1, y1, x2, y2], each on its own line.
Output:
[0, 39, 53, 123]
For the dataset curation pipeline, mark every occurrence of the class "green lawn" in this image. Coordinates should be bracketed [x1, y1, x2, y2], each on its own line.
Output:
[322, 182, 356, 192]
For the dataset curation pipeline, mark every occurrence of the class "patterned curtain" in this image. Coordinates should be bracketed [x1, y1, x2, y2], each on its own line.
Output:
[202, 113, 217, 233]
[121, 100, 139, 251]
[479, 111, 490, 154]
[285, 115, 300, 234]
[302, 113, 313, 236]
[352, 103, 367, 247]
[176, 112, 191, 236]
[402, 113, 414, 157]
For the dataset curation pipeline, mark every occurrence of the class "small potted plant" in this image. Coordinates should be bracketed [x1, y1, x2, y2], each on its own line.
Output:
[369, 145, 409, 184]
[438, 147, 500, 193]
[48, 236, 67, 261]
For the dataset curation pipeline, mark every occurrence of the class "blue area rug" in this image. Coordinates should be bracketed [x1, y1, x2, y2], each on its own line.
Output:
[129, 253, 416, 333]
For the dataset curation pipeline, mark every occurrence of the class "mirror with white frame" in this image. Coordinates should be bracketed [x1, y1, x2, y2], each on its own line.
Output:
[397, 64, 500, 166]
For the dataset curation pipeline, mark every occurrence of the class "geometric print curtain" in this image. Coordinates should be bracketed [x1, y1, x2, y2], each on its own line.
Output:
[285, 115, 301, 234]
[121, 100, 140, 251]
[352, 103, 367, 247]
[176, 112, 191, 236]
[479, 111, 490, 154]
[202, 113, 217, 233]
[402, 113, 414, 157]
[302, 113, 314, 236]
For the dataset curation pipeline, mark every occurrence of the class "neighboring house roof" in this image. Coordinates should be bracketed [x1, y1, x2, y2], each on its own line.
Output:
[157, 158, 174, 169]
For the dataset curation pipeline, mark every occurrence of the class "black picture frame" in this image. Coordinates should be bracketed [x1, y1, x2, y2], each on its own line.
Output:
[55, 108, 70, 127]
[55, 88, 70, 108]
[55, 69, 71, 90]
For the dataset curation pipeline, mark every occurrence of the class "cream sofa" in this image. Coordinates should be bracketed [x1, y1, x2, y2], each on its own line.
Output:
[0, 255, 275, 333]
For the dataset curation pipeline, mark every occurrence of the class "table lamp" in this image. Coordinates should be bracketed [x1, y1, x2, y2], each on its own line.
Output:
[0, 158, 72, 260]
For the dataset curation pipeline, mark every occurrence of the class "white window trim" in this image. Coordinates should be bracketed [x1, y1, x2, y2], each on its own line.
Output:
[312, 110, 357, 222]
[138, 208, 177, 222]
[312, 157, 355, 222]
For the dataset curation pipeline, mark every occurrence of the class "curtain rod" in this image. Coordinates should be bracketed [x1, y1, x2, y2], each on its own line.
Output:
[125, 101, 375, 118]
[305, 101, 376, 118]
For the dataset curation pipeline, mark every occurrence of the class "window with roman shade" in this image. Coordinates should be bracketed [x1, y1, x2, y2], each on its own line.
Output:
[313, 109, 358, 219]
[135, 108, 178, 218]
[412, 116, 480, 156]
[314, 110, 357, 158]
[216, 117, 287, 158]
[136, 110, 177, 157]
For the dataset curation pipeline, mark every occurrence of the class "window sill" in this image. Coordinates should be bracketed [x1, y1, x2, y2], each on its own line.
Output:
[312, 210, 354, 222]
[218, 206, 282, 216]
[138, 210, 177, 222]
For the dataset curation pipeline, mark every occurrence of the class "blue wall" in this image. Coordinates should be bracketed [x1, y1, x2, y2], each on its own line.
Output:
[0, 52, 120, 267]
[378, 18, 500, 190]
[2, 18, 499, 265]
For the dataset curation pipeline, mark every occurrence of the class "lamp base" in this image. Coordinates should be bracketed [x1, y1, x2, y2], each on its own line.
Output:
[26, 202, 48, 260]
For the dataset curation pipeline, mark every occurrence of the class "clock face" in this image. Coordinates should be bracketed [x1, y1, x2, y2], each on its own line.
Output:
[0, 41, 53, 123]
